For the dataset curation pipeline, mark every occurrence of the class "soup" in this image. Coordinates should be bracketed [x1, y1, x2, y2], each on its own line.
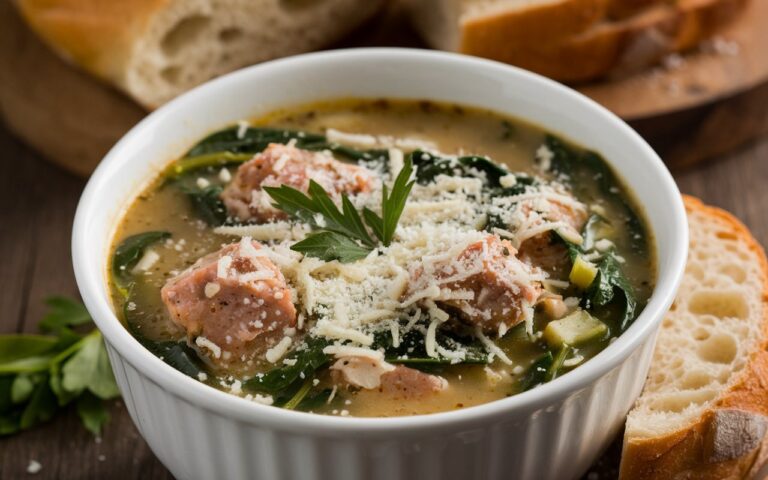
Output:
[110, 99, 655, 417]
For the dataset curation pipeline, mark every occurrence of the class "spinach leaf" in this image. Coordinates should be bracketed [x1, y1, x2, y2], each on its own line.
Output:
[306, 143, 390, 165]
[517, 351, 553, 392]
[281, 377, 314, 410]
[411, 150, 537, 198]
[412, 151, 510, 187]
[295, 388, 333, 412]
[484, 212, 509, 234]
[586, 255, 638, 332]
[173, 126, 389, 177]
[555, 221, 639, 332]
[124, 312, 206, 380]
[545, 345, 571, 382]
[411, 151, 458, 184]
[544, 135, 646, 253]
[187, 127, 325, 157]
[183, 185, 228, 226]
[372, 325, 489, 366]
[112, 231, 171, 293]
[245, 336, 330, 395]
[166, 152, 253, 178]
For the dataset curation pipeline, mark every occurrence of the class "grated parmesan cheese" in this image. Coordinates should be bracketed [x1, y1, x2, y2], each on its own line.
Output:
[265, 336, 292, 363]
[195, 336, 222, 359]
[131, 249, 160, 274]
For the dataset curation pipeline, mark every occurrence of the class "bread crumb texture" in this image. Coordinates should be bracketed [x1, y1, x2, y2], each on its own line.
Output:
[621, 195, 768, 480]
[627, 196, 766, 438]
[125, 0, 385, 107]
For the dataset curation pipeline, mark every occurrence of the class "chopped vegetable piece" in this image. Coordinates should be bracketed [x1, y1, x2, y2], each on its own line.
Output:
[544, 310, 608, 347]
[569, 256, 598, 289]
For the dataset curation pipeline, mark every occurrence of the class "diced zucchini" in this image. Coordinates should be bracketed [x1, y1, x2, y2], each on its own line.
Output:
[569, 256, 598, 289]
[544, 310, 607, 347]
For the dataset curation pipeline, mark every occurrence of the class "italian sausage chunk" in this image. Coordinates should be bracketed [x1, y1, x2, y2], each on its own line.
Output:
[331, 356, 447, 400]
[160, 238, 296, 363]
[406, 235, 543, 336]
[221, 143, 375, 222]
[518, 194, 588, 276]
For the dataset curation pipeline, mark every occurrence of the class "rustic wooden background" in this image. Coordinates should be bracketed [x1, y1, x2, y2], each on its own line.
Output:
[2, 6, 768, 480]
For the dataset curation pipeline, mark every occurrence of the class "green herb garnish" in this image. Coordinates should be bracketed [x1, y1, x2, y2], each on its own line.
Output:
[0, 297, 119, 436]
[264, 157, 415, 262]
[290, 231, 372, 263]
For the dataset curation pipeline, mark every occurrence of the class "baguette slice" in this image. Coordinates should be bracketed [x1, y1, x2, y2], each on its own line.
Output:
[404, 0, 748, 82]
[15, 0, 385, 109]
[620, 196, 768, 480]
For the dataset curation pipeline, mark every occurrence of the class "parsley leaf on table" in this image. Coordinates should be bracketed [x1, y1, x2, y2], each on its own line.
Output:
[0, 297, 119, 437]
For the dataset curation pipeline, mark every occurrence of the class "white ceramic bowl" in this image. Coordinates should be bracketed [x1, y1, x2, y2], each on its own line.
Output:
[72, 48, 687, 480]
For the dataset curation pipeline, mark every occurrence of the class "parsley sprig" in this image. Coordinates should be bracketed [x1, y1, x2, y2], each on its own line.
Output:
[1, 297, 119, 437]
[264, 156, 415, 262]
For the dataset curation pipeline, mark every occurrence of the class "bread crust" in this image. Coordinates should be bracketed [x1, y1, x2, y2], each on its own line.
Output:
[14, 0, 166, 84]
[458, 0, 748, 82]
[619, 195, 768, 480]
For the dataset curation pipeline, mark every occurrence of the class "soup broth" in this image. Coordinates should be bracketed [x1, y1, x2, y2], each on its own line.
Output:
[111, 99, 655, 417]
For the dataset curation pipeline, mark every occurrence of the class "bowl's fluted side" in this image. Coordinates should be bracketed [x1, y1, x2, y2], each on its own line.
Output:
[106, 334, 655, 480]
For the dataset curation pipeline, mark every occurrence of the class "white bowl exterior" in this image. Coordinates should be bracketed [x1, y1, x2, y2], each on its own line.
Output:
[107, 336, 656, 480]
[72, 49, 688, 480]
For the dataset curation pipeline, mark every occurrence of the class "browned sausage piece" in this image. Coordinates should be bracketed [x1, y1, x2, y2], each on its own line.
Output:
[378, 365, 448, 399]
[518, 195, 588, 277]
[405, 235, 543, 336]
[160, 238, 296, 364]
[330, 356, 447, 400]
[220, 143, 376, 222]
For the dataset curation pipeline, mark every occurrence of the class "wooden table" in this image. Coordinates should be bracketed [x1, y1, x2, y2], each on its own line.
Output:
[1, 117, 767, 479]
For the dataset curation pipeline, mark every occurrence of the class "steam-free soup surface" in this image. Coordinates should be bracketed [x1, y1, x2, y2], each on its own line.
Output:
[111, 100, 654, 417]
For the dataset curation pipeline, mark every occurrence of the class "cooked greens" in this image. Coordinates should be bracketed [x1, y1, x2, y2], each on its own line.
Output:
[112, 231, 171, 298]
[169, 126, 389, 178]
[111, 100, 654, 416]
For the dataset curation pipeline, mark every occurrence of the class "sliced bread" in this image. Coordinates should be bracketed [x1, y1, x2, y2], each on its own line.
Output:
[404, 0, 748, 82]
[620, 195, 768, 479]
[15, 0, 385, 109]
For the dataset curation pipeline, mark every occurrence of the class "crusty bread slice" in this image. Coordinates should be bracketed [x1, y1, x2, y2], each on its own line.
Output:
[620, 196, 768, 480]
[404, 0, 748, 82]
[15, 0, 385, 109]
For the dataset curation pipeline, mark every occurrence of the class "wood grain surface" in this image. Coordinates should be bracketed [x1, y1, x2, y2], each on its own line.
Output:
[1, 113, 767, 480]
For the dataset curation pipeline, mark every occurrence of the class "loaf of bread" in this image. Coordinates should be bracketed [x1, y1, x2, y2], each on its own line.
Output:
[620, 195, 768, 479]
[404, 0, 748, 82]
[15, 0, 385, 109]
[0, 1, 145, 176]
